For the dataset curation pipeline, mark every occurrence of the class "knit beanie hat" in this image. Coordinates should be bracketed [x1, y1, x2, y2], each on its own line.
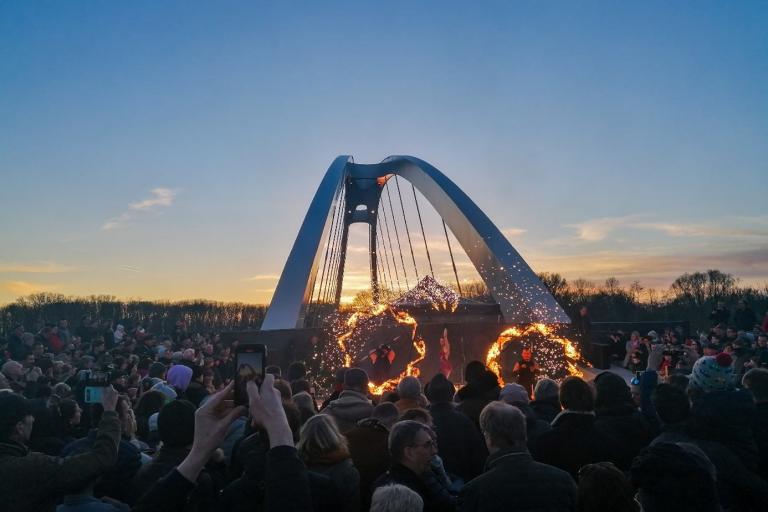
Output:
[158, 399, 195, 447]
[500, 383, 530, 405]
[167, 364, 193, 391]
[690, 354, 733, 393]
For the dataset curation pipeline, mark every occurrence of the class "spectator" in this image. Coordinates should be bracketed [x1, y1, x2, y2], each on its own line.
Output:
[373, 420, 456, 512]
[577, 462, 637, 512]
[425, 373, 487, 482]
[499, 382, 551, 449]
[292, 391, 317, 425]
[734, 299, 758, 332]
[459, 401, 576, 512]
[321, 368, 373, 433]
[455, 361, 500, 431]
[167, 364, 193, 398]
[742, 368, 768, 478]
[185, 365, 209, 407]
[532, 376, 615, 478]
[709, 300, 730, 326]
[0, 388, 120, 512]
[395, 376, 423, 416]
[370, 484, 423, 512]
[134, 390, 165, 444]
[297, 414, 360, 512]
[630, 443, 719, 512]
[593, 372, 653, 470]
[530, 378, 561, 423]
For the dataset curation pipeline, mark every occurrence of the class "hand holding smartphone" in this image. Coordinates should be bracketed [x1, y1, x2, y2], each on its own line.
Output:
[234, 344, 267, 406]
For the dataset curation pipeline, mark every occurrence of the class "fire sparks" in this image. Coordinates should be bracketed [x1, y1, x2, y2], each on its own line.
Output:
[485, 323, 587, 384]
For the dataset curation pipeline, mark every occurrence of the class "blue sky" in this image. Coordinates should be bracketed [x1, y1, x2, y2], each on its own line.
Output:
[1, 1, 767, 304]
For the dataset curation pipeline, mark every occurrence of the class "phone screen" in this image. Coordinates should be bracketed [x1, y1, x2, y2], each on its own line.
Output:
[84, 371, 109, 403]
[235, 345, 266, 405]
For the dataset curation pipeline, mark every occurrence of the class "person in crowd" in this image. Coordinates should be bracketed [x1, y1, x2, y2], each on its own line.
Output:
[425, 373, 486, 483]
[395, 376, 423, 416]
[373, 420, 456, 512]
[0, 387, 120, 512]
[61, 395, 142, 504]
[57, 398, 84, 445]
[510, 347, 539, 398]
[346, 402, 399, 510]
[166, 364, 193, 398]
[593, 372, 654, 469]
[499, 382, 551, 449]
[454, 361, 500, 431]
[742, 367, 768, 478]
[320, 367, 348, 409]
[370, 483, 423, 512]
[131, 400, 218, 511]
[1, 360, 26, 393]
[297, 413, 360, 512]
[185, 365, 209, 407]
[530, 378, 561, 423]
[630, 443, 719, 512]
[532, 376, 615, 478]
[134, 390, 165, 445]
[459, 401, 576, 512]
[734, 299, 758, 332]
[322, 367, 373, 433]
[577, 462, 637, 512]
[709, 300, 730, 326]
[293, 390, 317, 425]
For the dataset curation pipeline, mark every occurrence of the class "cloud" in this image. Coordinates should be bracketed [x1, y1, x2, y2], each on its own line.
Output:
[244, 274, 280, 282]
[566, 215, 642, 242]
[119, 265, 140, 273]
[0, 262, 76, 273]
[501, 227, 527, 238]
[4, 281, 58, 296]
[129, 188, 177, 210]
[102, 188, 177, 230]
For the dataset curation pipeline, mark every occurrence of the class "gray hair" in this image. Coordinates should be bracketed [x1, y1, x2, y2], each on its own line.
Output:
[397, 376, 422, 400]
[388, 420, 430, 461]
[479, 401, 527, 447]
[371, 484, 423, 512]
[298, 414, 348, 462]
[534, 378, 559, 401]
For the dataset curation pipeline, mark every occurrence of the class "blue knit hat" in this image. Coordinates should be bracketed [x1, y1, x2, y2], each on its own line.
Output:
[690, 354, 733, 393]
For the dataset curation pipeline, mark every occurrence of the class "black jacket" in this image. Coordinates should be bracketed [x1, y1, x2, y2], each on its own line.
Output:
[459, 448, 576, 512]
[373, 463, 456, 512]
[594, 403, 653, 470]
[429, 402, 487, 481]
[532, 411, 616, 478]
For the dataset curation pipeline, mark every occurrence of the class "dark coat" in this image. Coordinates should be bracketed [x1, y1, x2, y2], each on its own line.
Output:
[306, 457, 360, 512]
[62, 432, 141, 504]
[184, 381, 209, 408]
[753, 402, 768, 479]
[594, 403, 653, 470]
[429, 402, 487, 482]
[530, 398, 561, 424]
[0, 411, 120, 512]
[734, 307, 758, 331]
[459, 448, 576, 512]
[455, 383, 500, 432]
[373, 463, 456, 512]
[130, 445, 216, 511]
[532, 411, 616, 479]
[345, 418, 390, 510]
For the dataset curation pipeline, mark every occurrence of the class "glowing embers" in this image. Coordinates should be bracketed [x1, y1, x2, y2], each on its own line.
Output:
[392, 275, 460, 312]
[485, 323, 588, 384]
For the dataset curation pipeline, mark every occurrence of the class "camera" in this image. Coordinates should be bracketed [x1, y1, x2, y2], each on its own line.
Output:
[234, 344, 267, 406]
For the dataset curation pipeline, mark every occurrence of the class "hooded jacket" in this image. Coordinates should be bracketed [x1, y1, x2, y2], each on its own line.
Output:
[321, 390, 373, 433]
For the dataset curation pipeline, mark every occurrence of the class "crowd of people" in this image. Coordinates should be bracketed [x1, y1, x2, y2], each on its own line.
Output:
[0, 302, 767, 512]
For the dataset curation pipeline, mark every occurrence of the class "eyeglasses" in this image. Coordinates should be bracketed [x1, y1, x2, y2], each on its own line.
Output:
[413, 439, 436, 450]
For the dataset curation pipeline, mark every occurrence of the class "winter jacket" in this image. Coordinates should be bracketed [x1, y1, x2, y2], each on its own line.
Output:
[373, 463, 456, 512]
[734, 307, 758, 331]
[61, 432, 141, 504]
[753, 402, 768, 479]
[532, 411, 616, 479]
[530, 398, 561, 424]
[307, 455, 360, 512]
[345, 418, 391, 510]
[136, 446, 313, 512]
[594, 403, 653, 470]
[455, 383, 500, 432]
[429, 402, 487, 481]
[56, 495, 129, 511]
[0, 411, 120, 512]
[321, 390, 373, 433]
[459, 448, 576, 512]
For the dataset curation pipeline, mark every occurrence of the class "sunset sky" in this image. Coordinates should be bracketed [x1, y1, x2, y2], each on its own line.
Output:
[1, 1, 767, 305]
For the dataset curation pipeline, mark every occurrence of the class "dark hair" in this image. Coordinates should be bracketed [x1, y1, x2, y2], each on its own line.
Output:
[743, 368, 768, 403]
[594, 372, 632, 408]
[158, 400, 196, 447]
[425, 373, 455, 403]
[399, 408, 432, 425]
[651, 384, 690, 425]
[559, 377, 594, 412]
[388, 420, 430, 461]
[265, 365, 282, 376]
[464, 361, 486, 384]
[287, 361, 307, 381]
[577, 462, 637, 512]
[344, 368, 369, 391]
[291, 379, 311, 395]
[0, 393, 32, 441]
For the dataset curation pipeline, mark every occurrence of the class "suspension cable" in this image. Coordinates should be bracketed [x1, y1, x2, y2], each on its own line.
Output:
[379, 192, 402, 292]
[310, 187, 341, 316]
[322, 187, 346, 306]
[395, 176, 419, 282]
[377, 215, 395, 293]
[442, 219, 463, 296]
[385, 183, 409, 290]
[411, 184, 435, 278]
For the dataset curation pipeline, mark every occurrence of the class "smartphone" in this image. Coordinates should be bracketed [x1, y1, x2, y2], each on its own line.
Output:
[235, 344, 267, 406]
[84, 371, 109, 404]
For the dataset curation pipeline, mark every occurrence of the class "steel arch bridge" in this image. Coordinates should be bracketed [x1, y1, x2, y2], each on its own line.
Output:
[261, 155, 569, 331]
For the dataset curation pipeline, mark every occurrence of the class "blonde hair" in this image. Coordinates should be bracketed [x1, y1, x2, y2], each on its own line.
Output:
[298, 413, 348, 462]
